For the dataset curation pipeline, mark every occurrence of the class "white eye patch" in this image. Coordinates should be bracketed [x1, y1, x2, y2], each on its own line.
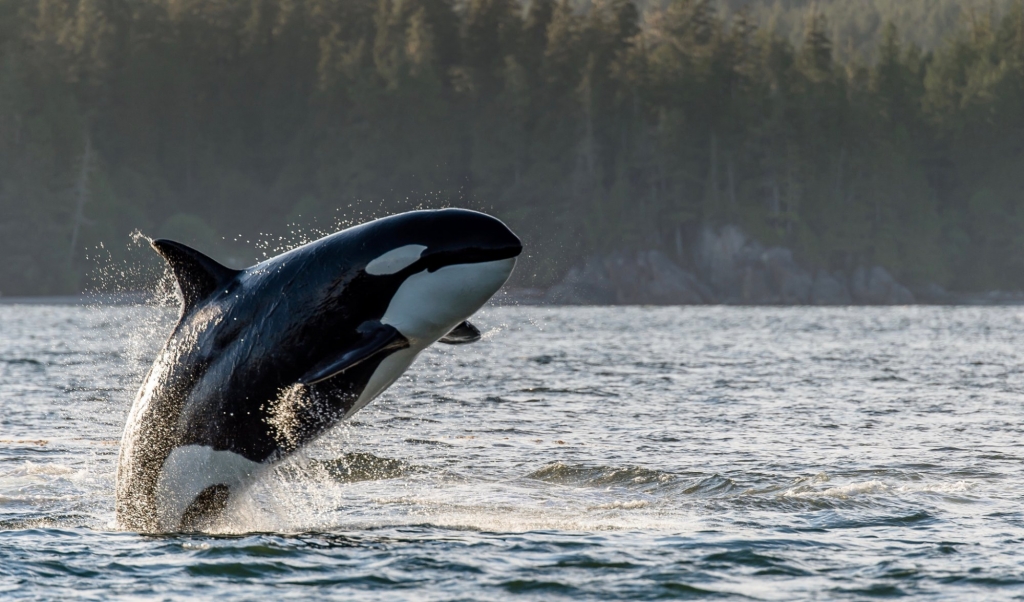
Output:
[365, 244, 428, 275]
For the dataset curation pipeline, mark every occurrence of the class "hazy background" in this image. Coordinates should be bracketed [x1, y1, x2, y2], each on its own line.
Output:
[0, 0, 1021, 295]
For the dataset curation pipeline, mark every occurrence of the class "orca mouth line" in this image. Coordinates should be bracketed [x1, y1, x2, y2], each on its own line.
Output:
[420, 245, 522, 273]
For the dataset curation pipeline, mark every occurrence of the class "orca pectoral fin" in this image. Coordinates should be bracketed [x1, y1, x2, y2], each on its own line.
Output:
[299, 321, 410, 385]
[439, 320, 481, 345]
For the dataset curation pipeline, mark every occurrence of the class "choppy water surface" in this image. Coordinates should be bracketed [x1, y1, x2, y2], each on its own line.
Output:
[1, 305, 1023, 600]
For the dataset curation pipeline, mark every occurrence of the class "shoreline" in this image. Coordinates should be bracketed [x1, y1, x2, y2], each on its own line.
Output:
[4, 290, 1023, 307]
[0, 292, 155, 306]
[493, 288, 1024, 307]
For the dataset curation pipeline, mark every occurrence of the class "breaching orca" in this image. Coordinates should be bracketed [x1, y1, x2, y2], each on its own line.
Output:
[115, 209, 522, 532]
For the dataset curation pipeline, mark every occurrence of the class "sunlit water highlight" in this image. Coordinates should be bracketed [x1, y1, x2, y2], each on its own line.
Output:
[1, 305, 1023, 599]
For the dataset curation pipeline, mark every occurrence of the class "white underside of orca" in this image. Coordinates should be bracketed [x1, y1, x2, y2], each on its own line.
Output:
[153, 257, 516, 529]
[155, 444, 260, 531]
[345, 257, 516, 418]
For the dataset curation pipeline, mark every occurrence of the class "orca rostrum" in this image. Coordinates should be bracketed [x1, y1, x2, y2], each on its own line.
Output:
[115, 209, 522, 532]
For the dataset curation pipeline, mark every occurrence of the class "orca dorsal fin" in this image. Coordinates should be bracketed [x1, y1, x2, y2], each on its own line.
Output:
[151, 239, 240, 313]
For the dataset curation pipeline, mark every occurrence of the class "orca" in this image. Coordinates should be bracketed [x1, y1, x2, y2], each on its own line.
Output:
[115, 209, 522, 532]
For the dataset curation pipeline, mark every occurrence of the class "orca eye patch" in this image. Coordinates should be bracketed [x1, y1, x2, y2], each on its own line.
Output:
[365, 244, 428, 275]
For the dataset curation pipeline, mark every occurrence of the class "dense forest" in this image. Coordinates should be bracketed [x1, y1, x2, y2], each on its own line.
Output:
[1, 0, 1024, 295]
[714, 0, 1013, 59]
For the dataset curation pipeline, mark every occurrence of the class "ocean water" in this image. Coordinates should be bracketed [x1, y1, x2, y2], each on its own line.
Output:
[1, 304, 1023, 600]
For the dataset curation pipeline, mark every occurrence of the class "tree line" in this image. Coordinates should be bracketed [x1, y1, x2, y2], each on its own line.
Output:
[714, 0, 1010, 60]
[1, 0, 1023, 295]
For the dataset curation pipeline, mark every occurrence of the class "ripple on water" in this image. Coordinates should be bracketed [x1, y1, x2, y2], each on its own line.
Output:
[1, 305, 1024, 600]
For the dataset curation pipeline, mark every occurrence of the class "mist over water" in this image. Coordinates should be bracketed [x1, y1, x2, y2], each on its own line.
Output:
[2, 304, 1023, 599]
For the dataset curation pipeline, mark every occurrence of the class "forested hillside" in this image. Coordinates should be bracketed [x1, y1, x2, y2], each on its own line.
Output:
[1, 0, 1024, 295]
[713, 0, 1012, 58]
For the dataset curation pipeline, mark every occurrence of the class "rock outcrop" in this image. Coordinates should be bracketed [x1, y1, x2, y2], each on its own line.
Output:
[810, 270, 852, 305]
[695, 226, 815, 304]
[849, 266, 915, 305]
[544, 257, 617, 305]
[544, 250, 713, 305]
[542, 224, 917, 306]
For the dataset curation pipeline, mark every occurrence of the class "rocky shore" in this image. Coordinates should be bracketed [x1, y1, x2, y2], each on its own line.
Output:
[507, 225, 1023, 307]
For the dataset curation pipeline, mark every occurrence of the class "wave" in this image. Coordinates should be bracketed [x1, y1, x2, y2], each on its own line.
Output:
[0, 439, 49, 447]
[218, 460, 983, 536]
[783, 478, 976, 501]
[304, 453, 425, 484]
[524, 462, 741, 498]
[525, 462, 673, 489]
[0, 461, 83, 478]
[587, 500, 651, 510]
[0, 358, 44, 366]
[0, 514, 95, 530]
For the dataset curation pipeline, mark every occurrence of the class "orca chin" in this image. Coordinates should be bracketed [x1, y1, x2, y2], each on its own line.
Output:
[115, 208, 521, 532]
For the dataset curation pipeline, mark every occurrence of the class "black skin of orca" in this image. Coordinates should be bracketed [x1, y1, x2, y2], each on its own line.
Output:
[115, 209, 522, 532]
